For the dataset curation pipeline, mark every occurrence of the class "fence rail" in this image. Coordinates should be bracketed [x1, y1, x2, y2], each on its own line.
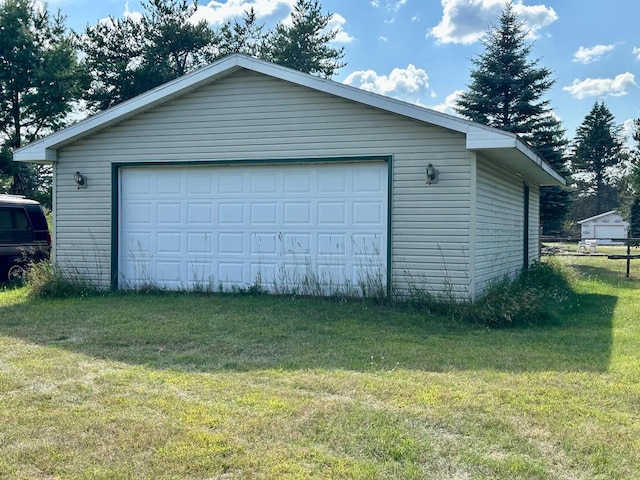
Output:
[541, 237, 640, 277]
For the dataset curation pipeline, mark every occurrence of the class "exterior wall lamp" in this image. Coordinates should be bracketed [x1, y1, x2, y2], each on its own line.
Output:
[426, 163, 438, 184]
[74, 171, 87, 189]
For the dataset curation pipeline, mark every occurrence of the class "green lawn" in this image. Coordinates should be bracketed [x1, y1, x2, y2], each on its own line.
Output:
[0, 256, 639, 479]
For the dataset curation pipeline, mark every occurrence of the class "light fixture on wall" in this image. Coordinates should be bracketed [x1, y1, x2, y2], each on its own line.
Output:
[426, 163, 438, 185]
[74, 171, 87, 189]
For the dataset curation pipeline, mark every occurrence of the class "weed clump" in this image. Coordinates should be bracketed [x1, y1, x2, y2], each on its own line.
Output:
[25, 261, 104, 299]
[424, 260, 575, 328]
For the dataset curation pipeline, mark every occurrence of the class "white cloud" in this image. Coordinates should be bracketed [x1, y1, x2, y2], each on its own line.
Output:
[327, 13, 354, 43]
[379, 36, 388, 42]
[429, 0, 558, 45]
[633, 47, 640, 60]
[123, 0, 143, 23]
[370, 0, 407, 11]
[562, 73, 637, 99]
[343, 65, 432, 106]
[623, 118, 637, 149]
[190, 1, 353, 43]
[431, 89, 464, 115]
[573, 44, 614, 64]
[191, 0, 294, 26]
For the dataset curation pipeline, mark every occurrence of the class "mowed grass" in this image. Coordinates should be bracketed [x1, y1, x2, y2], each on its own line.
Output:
[0, 256, 639, 479]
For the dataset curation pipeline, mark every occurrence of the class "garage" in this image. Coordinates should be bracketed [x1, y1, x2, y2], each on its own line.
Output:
[578, 211, 628, 245]
[118, 161, 389, 292]
[15, 54, 565, 299]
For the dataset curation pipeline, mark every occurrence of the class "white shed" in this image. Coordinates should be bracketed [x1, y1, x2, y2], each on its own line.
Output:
[14, 54, 564, 300]
[578, 211, 628, 244]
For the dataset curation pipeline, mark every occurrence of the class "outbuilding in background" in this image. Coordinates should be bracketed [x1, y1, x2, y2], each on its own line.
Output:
[578, 211, 628, 245]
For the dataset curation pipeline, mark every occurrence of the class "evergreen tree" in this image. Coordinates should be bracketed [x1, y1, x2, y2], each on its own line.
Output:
[264, 0, 345, 78]
[216, 8, 266, 58]
[455, 2, 570, 234]
[0, 0, 81, 205]
[618, 118, 640, 230]
[629, 198, 640, 243]
[79, 0, 214, 112]
[570, 101, 626, 217]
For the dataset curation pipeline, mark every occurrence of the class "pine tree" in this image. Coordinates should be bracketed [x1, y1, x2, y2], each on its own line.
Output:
[264, 0, 345, 78]
[570, 101, 626, 217]
[216, 8, 266, 58]
[79, 0, 214, 112]
[618, 118, 640, 226]
[0, 0, 81, 204]
[629, 198, 640, 243]
[455, 2, 570, 234]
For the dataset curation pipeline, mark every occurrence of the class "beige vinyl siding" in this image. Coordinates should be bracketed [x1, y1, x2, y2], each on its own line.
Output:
[474, 155, 528, 295]
[54, 69, 473, 293]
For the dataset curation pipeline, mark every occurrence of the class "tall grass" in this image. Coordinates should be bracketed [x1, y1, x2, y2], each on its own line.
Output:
[25, 257, 575, 329]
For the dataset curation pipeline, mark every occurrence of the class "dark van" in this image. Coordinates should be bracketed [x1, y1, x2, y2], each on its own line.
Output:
[0, 194, 51, 281]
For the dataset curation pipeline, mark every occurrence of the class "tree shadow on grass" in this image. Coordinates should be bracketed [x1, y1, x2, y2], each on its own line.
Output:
[0, 288, 616, 374]
[572, 264, 640, 288]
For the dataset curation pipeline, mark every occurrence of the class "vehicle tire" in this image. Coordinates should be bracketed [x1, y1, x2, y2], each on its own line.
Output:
[7, 262, 27, 282]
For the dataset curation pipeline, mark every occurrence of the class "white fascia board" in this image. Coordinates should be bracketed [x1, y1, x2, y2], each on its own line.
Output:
[514, 138, 566, 186]
[577, 210, 618, 224]
[11, 52, 565, 190]
[14, 55, 246, 163]
[466, 125, 565, 186]
[466, 125, 518, 149]
[240, 56, 474, 135]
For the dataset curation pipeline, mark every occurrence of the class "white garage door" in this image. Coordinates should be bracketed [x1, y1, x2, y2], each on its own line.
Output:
[594, 225, 625, 243]
[118, 162, 388, 293]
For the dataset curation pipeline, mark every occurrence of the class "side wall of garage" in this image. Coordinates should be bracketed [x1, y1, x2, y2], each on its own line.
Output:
[54, 69, 474, 296]
[474, 155, 540, 296]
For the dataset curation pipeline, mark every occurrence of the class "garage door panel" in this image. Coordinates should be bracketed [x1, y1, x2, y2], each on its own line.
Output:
[187, 204, 213, 224]
[127, 203, 152, 224]
[318, 202, 346, 224]
[219, 233, 245, 254]
[187, 232, 211, 254]
[252, 263, 276, 284]
[284, 203, 311, 224]
[252, 233, 278, 255]
[157, 261, 181, 280]
[354, 169, 384, 193]
[219, 203, 244, 224]
[319, 171, 346, 193]
[119, 162, 387, 292]
[157, 232, 181, 254]
[354, 202, 383, 224]
[157, 203, 181, 224]
[219, 173, 244, 194]
[218, 263, 244, 283]
[285, 173, 311, 193]
[157, 175, 181, 195]
[251, 203, 277, 224]
[187, 175, 213, 194]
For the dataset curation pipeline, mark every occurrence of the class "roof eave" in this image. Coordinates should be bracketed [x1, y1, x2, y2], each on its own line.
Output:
[14, 56, 246, 163]
[13, 54, 566, 188]
[466, 126, 566, 186]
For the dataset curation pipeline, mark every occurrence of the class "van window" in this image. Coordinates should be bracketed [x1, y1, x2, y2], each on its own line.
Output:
[0, 207, 32, 242]
[0, 208, 11, 229]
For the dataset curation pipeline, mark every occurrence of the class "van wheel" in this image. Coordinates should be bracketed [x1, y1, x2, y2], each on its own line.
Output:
[7, 263, 27, 282]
